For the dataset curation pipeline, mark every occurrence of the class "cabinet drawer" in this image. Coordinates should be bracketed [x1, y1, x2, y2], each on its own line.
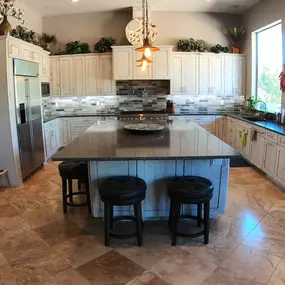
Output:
[252, 126, 266, 137]
[44, 120, 56, 130]
[70, 117, 104, 123]
[266, 131, 278, 143]
[278, 135, 285, 147]
[8, 41, 22, 59]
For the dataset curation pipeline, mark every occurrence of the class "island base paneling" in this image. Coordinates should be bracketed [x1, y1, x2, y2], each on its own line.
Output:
[88, 158, 230, 219]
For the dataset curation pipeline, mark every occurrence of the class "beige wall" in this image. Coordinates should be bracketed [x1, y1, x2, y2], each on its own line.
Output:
[10, 0, 43, 33]
[242, 0, 285, 103]
[43, 10, 241, 54]
[152, 12, 241, 49]
[43, 11, 132, 54]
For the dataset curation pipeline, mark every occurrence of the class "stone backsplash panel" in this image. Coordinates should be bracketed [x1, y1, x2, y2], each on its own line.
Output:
[43, 93, 244, 117]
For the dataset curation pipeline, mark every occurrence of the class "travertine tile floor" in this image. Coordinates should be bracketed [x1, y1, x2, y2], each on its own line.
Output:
[0, 162, 285, 285]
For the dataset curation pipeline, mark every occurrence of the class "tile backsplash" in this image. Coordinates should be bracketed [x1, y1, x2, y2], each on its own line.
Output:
[43, 93, 244, 118]
[116, 80, 171, 95]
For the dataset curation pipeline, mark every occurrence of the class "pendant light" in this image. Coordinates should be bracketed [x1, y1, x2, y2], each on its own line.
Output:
[136, 0, 159, 70]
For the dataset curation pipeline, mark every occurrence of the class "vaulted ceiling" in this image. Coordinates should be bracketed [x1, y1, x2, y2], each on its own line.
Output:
[21, 0, 261, 17]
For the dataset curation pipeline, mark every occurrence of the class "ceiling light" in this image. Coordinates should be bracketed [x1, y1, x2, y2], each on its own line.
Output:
[71, 0, 79, 3]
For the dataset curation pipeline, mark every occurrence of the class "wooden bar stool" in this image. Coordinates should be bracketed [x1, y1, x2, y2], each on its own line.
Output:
[58, 161, 91, 213]
[99, 176, 146, 247]
[168, 176, 214, 246]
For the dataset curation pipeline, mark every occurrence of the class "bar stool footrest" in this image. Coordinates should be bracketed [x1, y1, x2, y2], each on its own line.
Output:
[109, 215, 138, 240]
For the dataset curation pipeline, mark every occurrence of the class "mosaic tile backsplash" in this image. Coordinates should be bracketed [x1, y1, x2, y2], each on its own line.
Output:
[116, 80, 171, 95]
[43, 93, 244, 118]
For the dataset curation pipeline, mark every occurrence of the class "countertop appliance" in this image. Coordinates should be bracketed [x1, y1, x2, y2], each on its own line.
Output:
[119, 111, 169, 121]
[41, 82, 50, 97]
[14, 59, 45, 179]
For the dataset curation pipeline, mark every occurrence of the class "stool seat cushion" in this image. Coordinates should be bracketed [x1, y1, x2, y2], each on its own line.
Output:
[100, 176, 146, 205]
[168, 176, 213, 202]
[58, 161, 88, 179]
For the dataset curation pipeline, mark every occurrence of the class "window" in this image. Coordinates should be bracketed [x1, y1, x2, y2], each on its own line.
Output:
[255, 22, 282, 113]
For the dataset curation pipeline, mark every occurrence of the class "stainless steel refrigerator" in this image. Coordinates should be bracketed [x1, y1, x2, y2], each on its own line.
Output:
[14, 59, 45, 179]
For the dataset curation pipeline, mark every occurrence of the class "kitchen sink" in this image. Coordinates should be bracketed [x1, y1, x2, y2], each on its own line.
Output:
[241, 116, 265, 122]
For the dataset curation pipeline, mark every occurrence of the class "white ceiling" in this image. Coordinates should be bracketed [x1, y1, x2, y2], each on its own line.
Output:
[21, 0, 261, 17]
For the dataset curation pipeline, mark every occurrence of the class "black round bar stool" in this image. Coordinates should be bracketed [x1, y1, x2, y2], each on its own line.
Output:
[168, 176, 214, 246]
[99, 176, 146, 247]
[58, 161, 91, 213]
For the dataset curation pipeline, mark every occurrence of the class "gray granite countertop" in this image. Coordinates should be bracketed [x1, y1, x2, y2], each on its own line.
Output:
[52, 120, 239, 161]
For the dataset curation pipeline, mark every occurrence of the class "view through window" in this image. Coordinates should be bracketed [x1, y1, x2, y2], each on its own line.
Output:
[256, 22, 282, 113]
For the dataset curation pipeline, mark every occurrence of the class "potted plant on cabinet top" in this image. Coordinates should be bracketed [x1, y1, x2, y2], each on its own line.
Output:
[223, 27, 247, 54]
[0, 0, 24, 35]
[94, 37, 116, 53]
[40, 33, 57, 51]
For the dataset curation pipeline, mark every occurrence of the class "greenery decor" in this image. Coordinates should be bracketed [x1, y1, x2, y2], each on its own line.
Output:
[247, 98, 257, 111]
[94, 37, 116, 53]
[10, 25, 40, 46]
[0, 0, 24, 23]
[177, 38, 208, 52]
[55, 41, 90, 55]
[210, 44, 229, 54]
[40, 33, 57, 51]
[223, 27, 247, 48]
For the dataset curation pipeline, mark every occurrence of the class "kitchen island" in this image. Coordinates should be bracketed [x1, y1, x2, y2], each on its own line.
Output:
[52, 120, 238, 219]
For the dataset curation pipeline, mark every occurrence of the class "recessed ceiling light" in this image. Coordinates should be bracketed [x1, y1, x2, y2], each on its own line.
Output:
[71, 0, 79, 3]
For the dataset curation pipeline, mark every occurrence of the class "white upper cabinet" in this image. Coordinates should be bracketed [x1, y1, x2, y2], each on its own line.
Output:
[60, 57, 74, 97]
[199, 54, 224, 95]
[172, 53, 198, 95]
[50, 57, 60, 96]
[112, 47, 133, 80]
[85, 55, 100, 96]
[39, 51, 50, 82]
[112, 46, 172, 80]
[152, 47, 172, 79]
[72, 56, 86, 96]
[101, 55, 116, 95]
[224, 55, 246, 96]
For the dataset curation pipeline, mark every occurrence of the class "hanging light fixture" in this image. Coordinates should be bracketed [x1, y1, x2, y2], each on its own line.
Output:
[136, 0, 159, 70]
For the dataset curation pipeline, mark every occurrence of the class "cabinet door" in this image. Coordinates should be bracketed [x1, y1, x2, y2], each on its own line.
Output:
[85, 55, 100, 96]
[241, 128, 252, 158]
[41, 53, 50, 81]
[233, 56, 246, 95]
[234, 127, 243, 153]
[133, 51, 152, 79]
[60, 57, 74, 97]
[8, 40, 22, 59]
[224, 55, 234, 95]
[73, 57, 86, 96]
[211, 56, 224, 95]
[152, 48, 171, 79]
[172, 55, 183, 94]
[60, 118, 71, 146]
[45, 128, 56, 159]
[113, 48, 133, 80]
[263, 140, 277, 177]
[184, 55, 199, 95]
[274, 146, 285, 187]
[199, 55, 211, 95]
[251, 134, 265, 169]
[101, 55, 116, 95]
[50, 58, 60, 96]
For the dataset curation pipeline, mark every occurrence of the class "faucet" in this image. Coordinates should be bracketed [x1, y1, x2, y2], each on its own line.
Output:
[254, 101, 267, 114]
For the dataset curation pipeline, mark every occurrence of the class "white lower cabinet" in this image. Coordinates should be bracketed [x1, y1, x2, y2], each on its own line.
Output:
[262, 140, 278, 177]
[44, 119, 60, 159]
[274, 146, 285, 187]
[250, 134, 265, 169]
[60, 118, 72, 146]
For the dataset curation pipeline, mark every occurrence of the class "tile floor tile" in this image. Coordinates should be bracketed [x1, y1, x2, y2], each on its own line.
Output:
[242, 214, 285, 258]
[21, 206, 62, 229]
[150, 249, 217, 285]
[267, 259, 285, 285]
[181, 233, 239, 265]
[77, 250, 145, 285]
[221, 245, 281, 284]
[0, 250, 8, 267]
[43, 268, 91, 285]
[0, 216, 31, 240]
[0, 204, 18, 219]
[201, 267, 263, 285]
[53, 234, 110, 268]
[35, 219, 84, 246]
[0, 264, 23, 285]
[127, 271, 171, 285]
